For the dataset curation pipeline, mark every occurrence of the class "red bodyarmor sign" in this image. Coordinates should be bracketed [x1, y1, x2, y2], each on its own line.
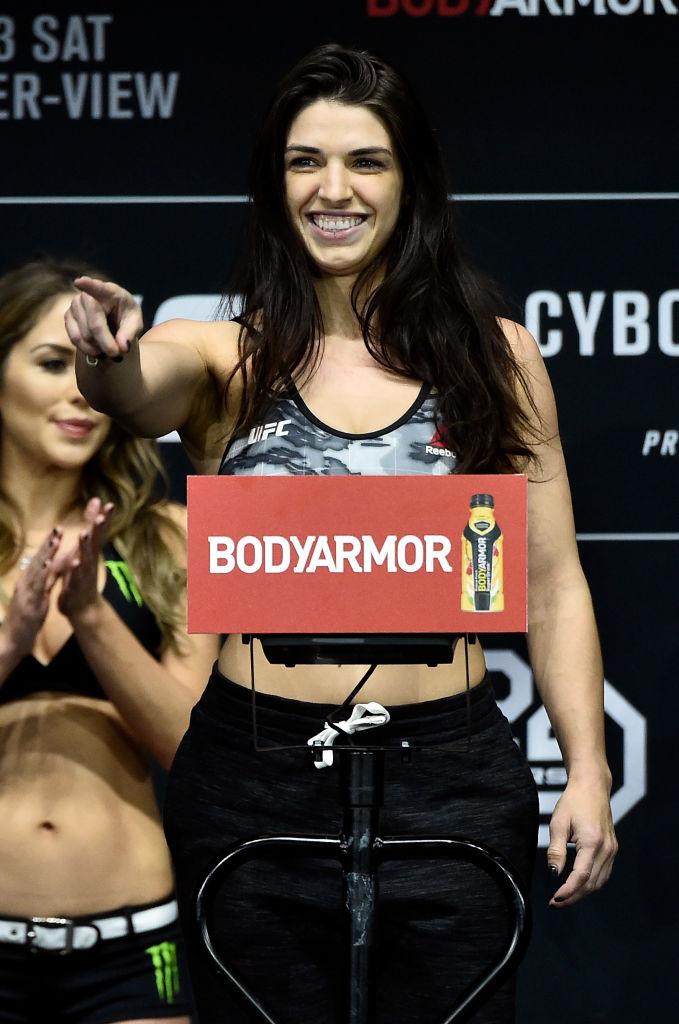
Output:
[187, 475, 527, 634]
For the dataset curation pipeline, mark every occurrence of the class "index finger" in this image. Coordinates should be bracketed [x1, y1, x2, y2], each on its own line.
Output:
[550, 845, 595, 907]
[73, 276, 120, 310]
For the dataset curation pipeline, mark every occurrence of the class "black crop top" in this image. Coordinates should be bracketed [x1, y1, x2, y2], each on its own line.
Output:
[0, 542, 162, 705]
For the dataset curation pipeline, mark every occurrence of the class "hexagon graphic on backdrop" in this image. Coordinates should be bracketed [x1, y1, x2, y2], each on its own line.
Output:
[486, 650, 647, 848]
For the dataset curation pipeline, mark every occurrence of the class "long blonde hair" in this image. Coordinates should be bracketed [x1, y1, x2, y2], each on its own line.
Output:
[0, 259, 186, 652]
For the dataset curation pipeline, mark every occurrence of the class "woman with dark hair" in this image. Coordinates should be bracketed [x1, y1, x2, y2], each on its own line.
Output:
[65, 45, 616, 1024]
[0, 259, 217, 1024]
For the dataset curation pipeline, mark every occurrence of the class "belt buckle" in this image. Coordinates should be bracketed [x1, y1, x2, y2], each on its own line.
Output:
[26, 916, 75, 955]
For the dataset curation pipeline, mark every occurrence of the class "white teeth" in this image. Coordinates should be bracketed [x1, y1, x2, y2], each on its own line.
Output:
[311, 215, 364, 232]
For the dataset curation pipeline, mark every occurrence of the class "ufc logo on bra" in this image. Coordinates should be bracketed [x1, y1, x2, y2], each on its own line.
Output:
[247, 420, 292, 444]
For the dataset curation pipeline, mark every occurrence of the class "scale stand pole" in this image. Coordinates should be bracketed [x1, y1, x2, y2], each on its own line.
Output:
[340, 749, 384, 1023]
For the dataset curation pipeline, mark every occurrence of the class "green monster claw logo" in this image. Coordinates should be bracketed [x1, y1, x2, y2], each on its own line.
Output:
[145, 941, 180, 1004]
[105, 560, 143, 606]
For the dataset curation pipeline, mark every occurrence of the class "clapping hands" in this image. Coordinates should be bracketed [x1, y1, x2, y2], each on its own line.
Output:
[1, 528, 63, 659]
[57, 499, 115, 621]
[1, 500, 115, 660]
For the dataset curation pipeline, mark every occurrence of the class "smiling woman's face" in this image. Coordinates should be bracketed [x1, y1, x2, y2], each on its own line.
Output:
[284, 99, 404, 279]
[0, 293, 110, 472]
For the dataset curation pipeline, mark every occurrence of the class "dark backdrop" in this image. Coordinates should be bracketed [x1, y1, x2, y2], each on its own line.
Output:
[2, 2, 677, 1020]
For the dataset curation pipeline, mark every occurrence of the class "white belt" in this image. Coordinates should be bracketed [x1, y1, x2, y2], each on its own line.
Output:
[0, 897, 178, 953]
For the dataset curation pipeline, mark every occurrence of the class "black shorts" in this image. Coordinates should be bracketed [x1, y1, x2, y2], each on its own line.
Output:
[164, 667, 539, 1024]
[0, 897, 194, 1023]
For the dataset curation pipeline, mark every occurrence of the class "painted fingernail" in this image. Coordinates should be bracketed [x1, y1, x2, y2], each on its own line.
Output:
[554, 896, 565, 903]
[113, 355, 124, 363]
[549, 865, 559, 876]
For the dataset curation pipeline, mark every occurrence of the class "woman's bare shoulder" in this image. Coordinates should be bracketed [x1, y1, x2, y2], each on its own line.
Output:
[497, 317, 541, 363]
[157, 500, 187, 531]
[153, 501, 187, 557]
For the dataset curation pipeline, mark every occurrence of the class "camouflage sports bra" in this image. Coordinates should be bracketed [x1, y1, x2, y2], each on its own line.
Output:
[218, 380, 457, 477]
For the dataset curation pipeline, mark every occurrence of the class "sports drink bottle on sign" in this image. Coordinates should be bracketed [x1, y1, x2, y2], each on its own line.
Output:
[461, 493, 504, 612]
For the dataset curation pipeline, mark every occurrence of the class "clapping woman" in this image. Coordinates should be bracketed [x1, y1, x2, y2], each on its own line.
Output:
[0, 259, 217, 1024]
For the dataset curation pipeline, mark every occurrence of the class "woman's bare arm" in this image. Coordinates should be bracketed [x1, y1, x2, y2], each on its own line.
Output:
[57, 501, 219, 770]
[503, 319, 618, 907]
[65, 277, 239, 441]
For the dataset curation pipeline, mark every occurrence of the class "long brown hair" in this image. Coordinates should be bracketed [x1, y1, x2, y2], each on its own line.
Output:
[0, 259, 186, 651]
[226, 44, 542, 472]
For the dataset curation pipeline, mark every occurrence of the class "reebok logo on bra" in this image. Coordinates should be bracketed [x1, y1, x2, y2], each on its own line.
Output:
[425, 428, 455, 458]
[425, 443, 455, 457]
[247, 420, 292, 445]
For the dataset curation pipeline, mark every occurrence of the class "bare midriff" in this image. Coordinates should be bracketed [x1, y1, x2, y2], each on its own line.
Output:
[219, 634, 487, 705]
[0, 692, 173, 918]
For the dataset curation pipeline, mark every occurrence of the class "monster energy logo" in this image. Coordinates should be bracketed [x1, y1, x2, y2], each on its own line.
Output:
[105, 560, 143, 606]
[145, 941, 180, 1004]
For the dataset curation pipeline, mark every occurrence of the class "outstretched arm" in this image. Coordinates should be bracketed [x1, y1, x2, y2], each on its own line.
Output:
[65, 276, 236, 441]
[504, 320, 618, 908]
